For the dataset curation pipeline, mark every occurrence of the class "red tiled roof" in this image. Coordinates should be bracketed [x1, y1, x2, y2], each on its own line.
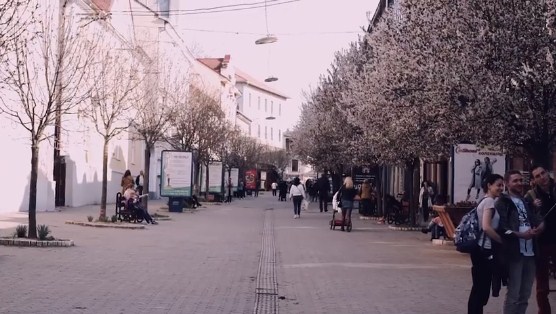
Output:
[91, 0, 113, 11]
[234, 68, 288, 100]
[197, 58, 224, 72]
[197, 57, 289, 100]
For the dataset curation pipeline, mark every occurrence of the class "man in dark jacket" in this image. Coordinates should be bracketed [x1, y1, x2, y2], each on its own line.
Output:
[495, 170, 542, 314]
[316, 174, 330, 212]
[525, 165, 556, 314]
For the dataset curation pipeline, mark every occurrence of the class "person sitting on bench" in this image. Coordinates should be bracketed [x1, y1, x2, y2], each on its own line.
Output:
[421, 212, 445, 240]
[123, 185, 158, 224]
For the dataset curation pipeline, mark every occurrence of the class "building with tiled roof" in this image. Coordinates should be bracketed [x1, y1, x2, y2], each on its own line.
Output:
[198, 55, 289, 150]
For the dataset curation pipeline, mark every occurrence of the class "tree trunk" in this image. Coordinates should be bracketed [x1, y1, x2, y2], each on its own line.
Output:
[99, 138, 109, 219]
[205, 163, 210, 199]
[28, 143, 39, 239]
[405, 158, 420, 226]
[143, 145, 152, 209]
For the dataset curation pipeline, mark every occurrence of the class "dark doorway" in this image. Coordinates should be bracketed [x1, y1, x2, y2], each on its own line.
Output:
[54, 156, 66, 207]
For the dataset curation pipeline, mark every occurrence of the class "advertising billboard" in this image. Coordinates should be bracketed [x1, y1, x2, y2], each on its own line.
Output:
[200, 162, 224, 193]
[245, 169, 258, 190]
[352, 165, 379, 190]
[452, 144, 506, 203]
[160, 151, 193, 197]
[224, 168, 240, 192]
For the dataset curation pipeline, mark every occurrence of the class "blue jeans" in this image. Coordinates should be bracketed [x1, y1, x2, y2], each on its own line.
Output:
[292, 196, 303, 215]
[342, 200, 354, 222]
[504, 256, 535, 314]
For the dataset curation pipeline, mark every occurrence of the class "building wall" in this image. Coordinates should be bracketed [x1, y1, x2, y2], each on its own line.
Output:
[237, 85, 286, 149]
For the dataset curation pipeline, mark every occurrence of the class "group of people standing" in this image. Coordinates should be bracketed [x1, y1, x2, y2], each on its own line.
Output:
[468, 165, 556, 314]
[284, 174, 377, 231]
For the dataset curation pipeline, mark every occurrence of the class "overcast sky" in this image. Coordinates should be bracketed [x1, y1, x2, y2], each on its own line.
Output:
[175, 0, 379, 129]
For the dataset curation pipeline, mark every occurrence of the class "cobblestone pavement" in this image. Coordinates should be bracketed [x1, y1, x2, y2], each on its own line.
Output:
[1, 194, 555, 314]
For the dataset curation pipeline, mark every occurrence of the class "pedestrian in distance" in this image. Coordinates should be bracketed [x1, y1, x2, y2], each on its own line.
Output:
[524, 164, 556, 314]
[338, 176, 357, 231]
[495, 170, 543, 314]
[289, 177, 306, 219]
[316, 174, 330, 213]
[135, 170, 145, 196]
[359, 179, 374, 216]
[271, 181, 278, 197]
[467, 174, 504, 314]
[419, 181, 434, 222]
[121, 169, 134, 194]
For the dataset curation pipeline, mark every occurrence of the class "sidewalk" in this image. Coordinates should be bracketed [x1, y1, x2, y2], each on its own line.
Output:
[0, 194, 554, 314]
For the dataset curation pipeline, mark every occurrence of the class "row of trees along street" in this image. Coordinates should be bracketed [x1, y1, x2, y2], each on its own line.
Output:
[291, 0, 556, 224]
[0, 0, 290, 238]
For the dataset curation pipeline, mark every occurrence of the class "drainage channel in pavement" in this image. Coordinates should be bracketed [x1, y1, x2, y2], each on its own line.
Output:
[253, 208, 278, 314]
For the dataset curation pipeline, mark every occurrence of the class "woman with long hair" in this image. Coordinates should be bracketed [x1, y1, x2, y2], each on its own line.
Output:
[121, 170, 134, 194]
[289, 177, 306, 219]
[339, 176, 357, 231]
[467, 173, 504, 314]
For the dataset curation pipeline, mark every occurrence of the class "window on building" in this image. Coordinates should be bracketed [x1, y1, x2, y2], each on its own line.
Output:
[258, 124, 261, 137]
[271, 101, 274, 115]
[265, 99, 267, 112]
[265, 126, 268, 139]
[292, 159, 299, 172]
[278, 130, 281, 141]
[258, 96, 261, 110]
[271, 128, 273, 140]
[249, 93, 252, 108]
[279, 103, 282, 116]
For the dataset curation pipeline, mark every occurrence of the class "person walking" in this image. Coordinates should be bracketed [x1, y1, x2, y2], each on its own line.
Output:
[121, 170, 134, 194]
[525, 165, 556, 314]
[289, 177, 306, 219]
[419, 181, 433, 222]
[135, 170, 145, 196]
[495, 170, 542, 314]
[467, 174, 504, 314]
[359, 179, 373, 216]
[338, 176, 357, 231]
[316, 174, 330, 213]
[271, 181, 278, 197]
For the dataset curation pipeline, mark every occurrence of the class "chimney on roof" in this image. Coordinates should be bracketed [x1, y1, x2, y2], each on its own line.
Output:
[222, 54, 231, 69]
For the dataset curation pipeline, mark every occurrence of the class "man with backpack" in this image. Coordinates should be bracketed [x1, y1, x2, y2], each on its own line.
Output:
[495, 170, 542, 314]
[525, 165, 556, 314]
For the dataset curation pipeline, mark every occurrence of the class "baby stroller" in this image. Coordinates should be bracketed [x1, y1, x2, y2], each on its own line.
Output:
[329, 191, 352, 232]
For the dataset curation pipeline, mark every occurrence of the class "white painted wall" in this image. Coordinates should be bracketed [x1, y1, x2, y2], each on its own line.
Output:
[237, 84, 287, 149]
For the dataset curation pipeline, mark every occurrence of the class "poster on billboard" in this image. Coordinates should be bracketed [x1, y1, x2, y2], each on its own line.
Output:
[352, 165, 379, 190]
[245, 169, 258, 190]
[452, 144, 506, 203]
[160, 151, 193, 197]
[200, 162, 224, 193]
[231, 168, 239, 192]
[223, 168, 240, 192]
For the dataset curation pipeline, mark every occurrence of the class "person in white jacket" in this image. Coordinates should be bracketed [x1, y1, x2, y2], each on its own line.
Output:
[289, 177, 306, 219]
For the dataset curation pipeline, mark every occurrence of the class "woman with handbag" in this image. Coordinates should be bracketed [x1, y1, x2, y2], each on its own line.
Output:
[289, 177, 306, 219]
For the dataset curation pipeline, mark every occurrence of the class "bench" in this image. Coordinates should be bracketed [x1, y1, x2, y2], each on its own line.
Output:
[115, 192, 143, 223]
[432, 205, 456, 240]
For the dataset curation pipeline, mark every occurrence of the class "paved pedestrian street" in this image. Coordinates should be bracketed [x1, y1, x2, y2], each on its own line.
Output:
[1, 194, 556, 314]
